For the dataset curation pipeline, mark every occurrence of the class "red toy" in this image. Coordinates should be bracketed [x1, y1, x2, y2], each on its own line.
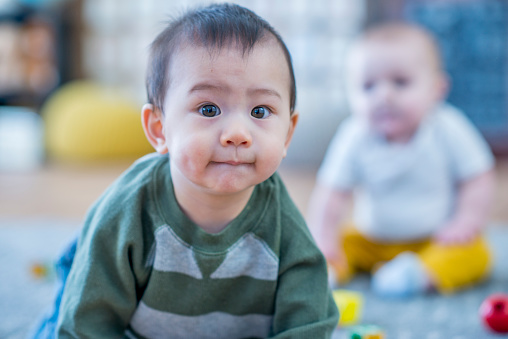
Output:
[479, 293, 508, 333]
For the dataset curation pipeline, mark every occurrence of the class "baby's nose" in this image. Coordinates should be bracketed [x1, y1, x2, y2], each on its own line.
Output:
[376, 83, 395, 103]
[220, 118, 252, 147]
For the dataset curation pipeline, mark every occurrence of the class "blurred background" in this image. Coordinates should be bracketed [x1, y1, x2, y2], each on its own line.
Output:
[0, 0, 508, 337]
[2, 0, 507, 218]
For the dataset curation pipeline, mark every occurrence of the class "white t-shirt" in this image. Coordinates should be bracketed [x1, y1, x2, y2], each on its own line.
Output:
[317, 103, 494, 241]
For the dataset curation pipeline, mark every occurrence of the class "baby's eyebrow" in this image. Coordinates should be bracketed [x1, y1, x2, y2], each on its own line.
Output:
[189, 83, 227, 94]
[189, 83, 282, 101]
[247, 88, 282, 100]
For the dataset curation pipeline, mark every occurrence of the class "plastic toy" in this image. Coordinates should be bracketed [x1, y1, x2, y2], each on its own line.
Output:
[479, 293, 508, 333]
[349, 324, 384, 339]
[30, 261, 55, 280]
[333, 289, 363, 326]
[42, 81, 153, 161]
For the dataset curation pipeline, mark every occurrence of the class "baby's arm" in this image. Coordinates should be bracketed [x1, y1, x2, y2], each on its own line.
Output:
[56, 207, 147, 337]
[56, 229, 139, 337]
[307, 183, 353, 267]
[270, 227, 339, 338]
[434, 169, 495, 244]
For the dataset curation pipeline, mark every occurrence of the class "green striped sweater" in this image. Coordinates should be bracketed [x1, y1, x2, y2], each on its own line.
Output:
[57, 154, 339, 338]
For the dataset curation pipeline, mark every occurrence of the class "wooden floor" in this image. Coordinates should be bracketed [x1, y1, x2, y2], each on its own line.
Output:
[1, 157, 508, 224]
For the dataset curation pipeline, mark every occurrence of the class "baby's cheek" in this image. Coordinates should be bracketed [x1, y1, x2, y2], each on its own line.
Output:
[179, 140, 210, 172]
[260, 144, 285, 172]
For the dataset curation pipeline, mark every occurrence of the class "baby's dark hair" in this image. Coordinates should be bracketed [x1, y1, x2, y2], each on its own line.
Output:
[146, 3, 297, 114]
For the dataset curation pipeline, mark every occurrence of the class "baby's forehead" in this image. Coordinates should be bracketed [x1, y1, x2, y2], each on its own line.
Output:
[169, 38, 290, 81]
[345, 37, 441, 85]
[166, 39, 292, 95]
[352, 28, 441, 70]
[175, 35, 282, 60]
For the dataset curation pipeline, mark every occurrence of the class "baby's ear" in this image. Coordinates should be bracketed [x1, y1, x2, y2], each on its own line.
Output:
[436, 72, 450, 102]
[282, 111, 299, 158]
[141, 104, 168, 154]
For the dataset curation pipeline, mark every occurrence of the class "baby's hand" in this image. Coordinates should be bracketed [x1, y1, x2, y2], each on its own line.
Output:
[433, 220, 480, 245]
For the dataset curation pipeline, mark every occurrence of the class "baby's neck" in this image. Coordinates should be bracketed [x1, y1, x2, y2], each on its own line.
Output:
[174, 183, 255, 234]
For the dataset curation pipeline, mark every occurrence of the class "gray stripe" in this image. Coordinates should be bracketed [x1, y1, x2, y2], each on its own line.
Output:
[210, 233, 278, 281]
[129, 301, 272, 339]
[153, 226, 203, 279]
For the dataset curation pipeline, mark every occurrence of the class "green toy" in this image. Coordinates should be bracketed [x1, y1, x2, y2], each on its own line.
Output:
[349, 324, 384, 339]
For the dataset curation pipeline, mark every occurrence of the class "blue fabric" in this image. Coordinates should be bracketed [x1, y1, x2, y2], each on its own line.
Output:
[30, 237, 77, 338]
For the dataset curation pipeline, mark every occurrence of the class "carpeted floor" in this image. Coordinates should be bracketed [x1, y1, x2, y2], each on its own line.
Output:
[1, 219, 507, 339]
[0, 218, 80, 339]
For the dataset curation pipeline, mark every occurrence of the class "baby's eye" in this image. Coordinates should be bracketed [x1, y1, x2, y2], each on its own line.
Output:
[363, 81, 375, 92]
[200, 104, 221, 117]
[394, 77, 410, 88]
[251, 106, 270, 119]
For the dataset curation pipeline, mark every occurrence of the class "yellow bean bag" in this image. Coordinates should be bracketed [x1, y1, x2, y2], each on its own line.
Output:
[43, 81, 153, 161]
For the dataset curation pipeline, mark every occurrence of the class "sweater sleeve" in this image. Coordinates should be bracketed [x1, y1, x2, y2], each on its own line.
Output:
[269, 187, 339, 338]
[270, 231, 339, 338]
[56, 193, 152, 338]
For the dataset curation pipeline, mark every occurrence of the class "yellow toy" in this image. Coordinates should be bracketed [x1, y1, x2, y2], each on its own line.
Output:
[333, 289, 364, 326]
[30, 261, 55, 280]
[42, 81, 153, 162]
[349, 325, 384, 339]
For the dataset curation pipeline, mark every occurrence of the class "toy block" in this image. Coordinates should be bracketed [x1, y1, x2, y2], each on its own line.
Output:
[349, 324, 384, 339]
[333, 289, 363, 326]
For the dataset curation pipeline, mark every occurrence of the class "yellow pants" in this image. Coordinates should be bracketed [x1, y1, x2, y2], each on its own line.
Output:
[335, 227, 491, 294]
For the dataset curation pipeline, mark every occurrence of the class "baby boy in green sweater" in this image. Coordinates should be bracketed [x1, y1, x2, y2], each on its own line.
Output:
[34, 3, 339, 338]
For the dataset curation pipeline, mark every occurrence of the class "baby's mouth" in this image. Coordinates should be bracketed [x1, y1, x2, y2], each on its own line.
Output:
[372, 107, 401, 121]
[223, 161, 243, 166]
[210, 160, 253, 166]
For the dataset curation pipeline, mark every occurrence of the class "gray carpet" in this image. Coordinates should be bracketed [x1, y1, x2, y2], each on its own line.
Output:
[0, 218, 80, 339]
[1, 218, 507, 339]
